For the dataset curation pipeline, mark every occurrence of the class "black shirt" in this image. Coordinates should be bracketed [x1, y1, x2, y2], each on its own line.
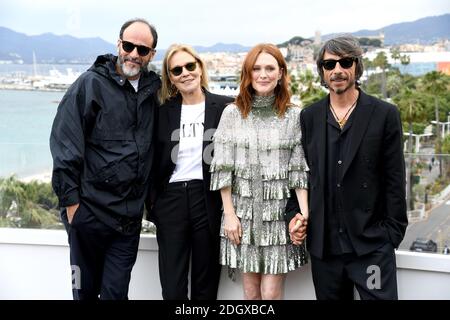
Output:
[324, 100, 358, 255]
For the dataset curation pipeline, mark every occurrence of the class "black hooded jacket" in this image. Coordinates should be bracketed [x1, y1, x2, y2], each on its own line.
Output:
[50, 54, 161, 234]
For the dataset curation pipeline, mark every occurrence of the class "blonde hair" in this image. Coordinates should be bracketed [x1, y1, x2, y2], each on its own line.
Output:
[159, 44, 209, 104]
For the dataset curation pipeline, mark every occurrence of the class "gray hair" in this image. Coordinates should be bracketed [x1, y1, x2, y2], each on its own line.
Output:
[316, 35, 364, 87]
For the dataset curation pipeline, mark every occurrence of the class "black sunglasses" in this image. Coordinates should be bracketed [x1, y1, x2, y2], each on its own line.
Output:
[321, 57, 357, 70]
[169, 62, 197, 76]
[121, 40, 153, 56]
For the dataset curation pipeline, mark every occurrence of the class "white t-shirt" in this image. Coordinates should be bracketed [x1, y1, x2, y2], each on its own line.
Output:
[169, 102, 205, 183]
[129, 78, 139, 92]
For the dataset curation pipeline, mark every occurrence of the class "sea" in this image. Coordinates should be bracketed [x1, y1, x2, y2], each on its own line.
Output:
[0, 63, 91, 77]
[0, 89, 65, 179]
[0, 64, 93, 180]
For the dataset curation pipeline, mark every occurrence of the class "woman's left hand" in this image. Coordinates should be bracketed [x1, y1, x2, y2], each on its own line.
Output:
[223, 211, 242, 245]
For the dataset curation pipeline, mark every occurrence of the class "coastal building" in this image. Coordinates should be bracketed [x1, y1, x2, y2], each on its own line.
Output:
[364, 48, 450, 76]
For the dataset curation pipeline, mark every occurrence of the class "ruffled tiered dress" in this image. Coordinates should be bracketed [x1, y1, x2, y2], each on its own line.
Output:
[210, 95, 309, 275]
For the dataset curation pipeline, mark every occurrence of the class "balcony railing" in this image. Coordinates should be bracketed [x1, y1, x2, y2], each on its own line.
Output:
[0, 228, 449, 300]
[1, 140, 449, 299]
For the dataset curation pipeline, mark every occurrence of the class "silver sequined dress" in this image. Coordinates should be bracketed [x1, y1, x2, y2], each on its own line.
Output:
[210, 95, 309, 275]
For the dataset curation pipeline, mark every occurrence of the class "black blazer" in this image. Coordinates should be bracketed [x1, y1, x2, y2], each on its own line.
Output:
[286, 90, 408, 259]
[148, 90, 234, 235]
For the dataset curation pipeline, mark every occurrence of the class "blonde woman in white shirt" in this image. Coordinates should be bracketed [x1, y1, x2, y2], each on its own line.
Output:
[148, 44, 233, 300]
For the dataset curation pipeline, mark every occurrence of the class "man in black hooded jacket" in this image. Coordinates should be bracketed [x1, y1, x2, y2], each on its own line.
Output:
[50, 18, 161, 300]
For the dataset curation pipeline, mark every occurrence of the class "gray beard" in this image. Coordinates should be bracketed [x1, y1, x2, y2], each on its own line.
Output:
[117, 56, 148, 78]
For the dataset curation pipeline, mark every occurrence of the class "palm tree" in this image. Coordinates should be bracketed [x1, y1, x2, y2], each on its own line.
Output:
[390, 48, 401, 66]
[400, 54, 411, 74]
[386, 69, 403, 97]
[297, 70, 327, 107]
[393, 88, 428, 210]
[362, 57, 373, 81]
[373, 51, 390, 100]
[421, 71, 450, 177]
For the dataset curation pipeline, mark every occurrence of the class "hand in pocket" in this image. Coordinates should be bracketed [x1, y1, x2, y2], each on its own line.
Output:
[67, 203, 80, 224]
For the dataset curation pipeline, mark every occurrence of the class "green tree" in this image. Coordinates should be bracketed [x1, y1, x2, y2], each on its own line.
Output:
[0, 176, 26, 221]
[411, 123, 427, 135]
[420, 71, 450, 177]
[431, 135, 450, 194]
[362, 57, 373, 82]
[358, 38, 382, 47]
[393, 88, 428, 210]
[390, 48, 401, 65]
[442, 135, 450, 154]
[373, 51, 390, 99]
[290, 73, 299, 96]
[386, 69, 403, 97]
[400, 54, 411, 73]
[0, 176, 60, 228]
[362, 68, 418, 99]
[296, 70, 327, 107]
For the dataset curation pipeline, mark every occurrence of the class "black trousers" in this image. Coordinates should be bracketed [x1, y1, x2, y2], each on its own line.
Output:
[153, 180, 221, 300]
[311, 242, 398, 300]
[61, 203, 140, 300]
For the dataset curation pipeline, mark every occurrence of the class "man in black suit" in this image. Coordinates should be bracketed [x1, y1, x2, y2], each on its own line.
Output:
[286, 35, 408, 300]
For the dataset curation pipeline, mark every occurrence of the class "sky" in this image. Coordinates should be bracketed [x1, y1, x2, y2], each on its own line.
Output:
[1, 0, 449, 49]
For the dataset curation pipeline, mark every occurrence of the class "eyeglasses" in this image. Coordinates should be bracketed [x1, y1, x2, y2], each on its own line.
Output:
[321, 57, 357, 70]
[169, 62, 197, 76]
[120, 40, 153, 56]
